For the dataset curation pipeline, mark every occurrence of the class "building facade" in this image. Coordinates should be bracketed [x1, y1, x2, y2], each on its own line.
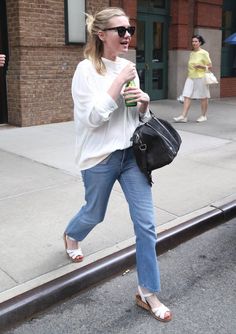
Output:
[0, 0, 235, 126]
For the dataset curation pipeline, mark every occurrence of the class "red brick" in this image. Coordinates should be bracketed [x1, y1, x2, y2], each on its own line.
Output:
[194, 2, 222, 28]
[6, 0, 110, 126]
[221, 78, 236, 97]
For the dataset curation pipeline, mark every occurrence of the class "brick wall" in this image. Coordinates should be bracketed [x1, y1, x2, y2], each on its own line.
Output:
[169, 0, 223, 50]
[194, 0, 222, 28]
[169, 0, 200, 50]
[6, 0, 21, 125]
[6, 0, 109, 126]
[169, 0, 191, 50]
[221, 77, 236, 97]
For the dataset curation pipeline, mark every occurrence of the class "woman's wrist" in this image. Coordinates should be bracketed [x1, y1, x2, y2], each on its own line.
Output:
[139, 100, 149, 114]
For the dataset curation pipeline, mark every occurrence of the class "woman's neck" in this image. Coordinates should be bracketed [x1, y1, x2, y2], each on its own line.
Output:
[102, 51, 117, 61]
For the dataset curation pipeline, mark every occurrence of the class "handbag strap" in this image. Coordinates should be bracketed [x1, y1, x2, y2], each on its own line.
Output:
[138, 143, 153, 186]
[136, 110, 155, 185]
[139, 109, 154, 123]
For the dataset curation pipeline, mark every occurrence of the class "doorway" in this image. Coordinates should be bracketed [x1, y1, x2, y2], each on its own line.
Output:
[137, 2, 169, 100]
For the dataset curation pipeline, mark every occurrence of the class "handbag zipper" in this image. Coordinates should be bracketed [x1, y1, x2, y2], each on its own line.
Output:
[145, 122, 177, 155]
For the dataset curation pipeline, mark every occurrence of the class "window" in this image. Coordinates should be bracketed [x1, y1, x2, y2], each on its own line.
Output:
[221, 1, 236, 77]
[65, 0, 86, 44]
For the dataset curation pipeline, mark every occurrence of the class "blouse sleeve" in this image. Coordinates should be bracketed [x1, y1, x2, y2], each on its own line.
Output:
[204, 51, 212, 65]
[72, 63, 118, 128]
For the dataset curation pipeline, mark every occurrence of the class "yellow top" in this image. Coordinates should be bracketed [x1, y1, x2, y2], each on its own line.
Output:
[188, 49, 211, 78]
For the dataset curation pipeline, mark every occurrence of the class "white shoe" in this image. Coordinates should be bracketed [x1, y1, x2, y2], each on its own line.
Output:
[63, 233, 84, 262]
[136, 286, 172, 322]
[177, 95, 184, 104]
[173, 115, 187, 123]
[196, 115, 207, 122]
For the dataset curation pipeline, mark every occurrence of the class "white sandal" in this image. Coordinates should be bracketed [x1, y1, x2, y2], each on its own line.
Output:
[63, 233, 84, 263]
[136, 286, 172, 322]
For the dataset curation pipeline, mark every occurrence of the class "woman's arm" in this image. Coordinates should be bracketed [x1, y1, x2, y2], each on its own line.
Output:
[205, 63, 212, 71]
[107, 62, 137, 101]
[109, 63, 150, 115]
[72, 63, 118, 128]
[194, 63, 212, 70]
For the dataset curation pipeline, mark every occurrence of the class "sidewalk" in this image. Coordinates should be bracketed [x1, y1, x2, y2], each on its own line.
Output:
[0, 98, 236, 316]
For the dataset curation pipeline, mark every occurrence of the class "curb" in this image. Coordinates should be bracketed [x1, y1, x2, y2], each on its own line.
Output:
[0, 200, 235, 331]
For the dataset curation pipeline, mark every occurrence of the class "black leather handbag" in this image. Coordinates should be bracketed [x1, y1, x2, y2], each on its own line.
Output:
[131, 112, 182, 185]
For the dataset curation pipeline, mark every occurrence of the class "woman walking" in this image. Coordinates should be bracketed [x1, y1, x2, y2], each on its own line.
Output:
[174, 35, 212, 123]
[64, 7, 172, 322]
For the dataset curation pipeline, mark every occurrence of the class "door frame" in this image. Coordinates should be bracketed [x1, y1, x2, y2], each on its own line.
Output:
[137, 2, 170, 100]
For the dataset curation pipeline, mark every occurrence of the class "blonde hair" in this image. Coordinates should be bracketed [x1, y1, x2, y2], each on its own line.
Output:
[84, 7, 128, 75]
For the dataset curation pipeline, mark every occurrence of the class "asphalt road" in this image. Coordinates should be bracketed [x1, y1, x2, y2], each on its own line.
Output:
[4, 218, 236, 334]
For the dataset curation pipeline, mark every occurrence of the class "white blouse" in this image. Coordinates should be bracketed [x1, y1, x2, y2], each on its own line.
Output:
[72, 57, 149, 170]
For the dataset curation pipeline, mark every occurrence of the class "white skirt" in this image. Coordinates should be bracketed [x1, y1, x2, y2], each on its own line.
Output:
[182, 77, 210, 99]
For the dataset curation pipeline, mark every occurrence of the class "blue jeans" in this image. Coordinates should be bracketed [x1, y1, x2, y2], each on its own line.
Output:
[65, 147, 161, 292]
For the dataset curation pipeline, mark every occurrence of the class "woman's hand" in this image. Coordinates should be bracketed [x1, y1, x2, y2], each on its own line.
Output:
[123, 86, 150, 113]
[0, 54, 6, 67]
[138, 90, 150, 113]
[107, 62, 137, 102]
[123, 86, 149, 102]
[194, 63, 212, 71]
[118, 62, 137, 85]
[194, 64, 205, 69]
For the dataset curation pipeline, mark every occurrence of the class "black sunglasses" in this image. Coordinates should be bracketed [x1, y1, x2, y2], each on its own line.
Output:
[103, 26, 135, 38]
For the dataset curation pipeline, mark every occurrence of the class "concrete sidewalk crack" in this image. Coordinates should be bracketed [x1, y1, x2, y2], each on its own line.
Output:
[0, 268, 18, 284]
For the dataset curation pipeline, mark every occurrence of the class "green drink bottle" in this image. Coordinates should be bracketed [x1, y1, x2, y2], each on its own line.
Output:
[125, 80, 137, 107]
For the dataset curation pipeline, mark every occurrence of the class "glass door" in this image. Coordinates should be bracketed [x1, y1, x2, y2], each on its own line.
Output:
[136, 13, 168, 100]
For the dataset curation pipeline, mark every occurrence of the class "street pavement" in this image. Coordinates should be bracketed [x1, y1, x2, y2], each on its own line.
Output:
[0, 97, 235, 310]
[5, 218, 235, 334]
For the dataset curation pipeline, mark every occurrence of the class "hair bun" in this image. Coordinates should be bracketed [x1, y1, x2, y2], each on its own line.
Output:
[85, 13, 95, 35]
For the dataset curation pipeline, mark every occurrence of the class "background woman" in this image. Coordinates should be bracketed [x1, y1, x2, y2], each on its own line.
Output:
[63, 7, 172, 322]
[174, 35, 212, 123]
